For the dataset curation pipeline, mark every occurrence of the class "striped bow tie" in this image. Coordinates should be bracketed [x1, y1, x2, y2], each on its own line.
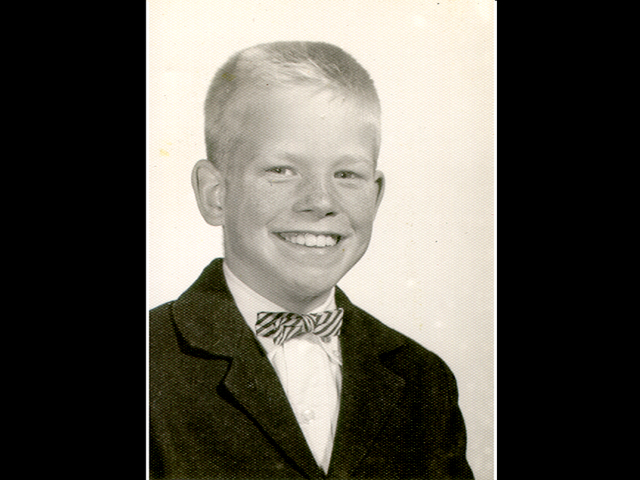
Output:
[256, 308, 344, 346]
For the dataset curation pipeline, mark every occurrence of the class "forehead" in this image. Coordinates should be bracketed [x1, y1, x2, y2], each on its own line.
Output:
[231, 85, 380, 164]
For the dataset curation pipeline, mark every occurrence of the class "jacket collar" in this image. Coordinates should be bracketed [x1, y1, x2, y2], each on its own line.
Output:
[328, 287, 407, 478]
[171, 258, 326, 478]
[171, 258, 249, 357]
[171, 258, 408, 479]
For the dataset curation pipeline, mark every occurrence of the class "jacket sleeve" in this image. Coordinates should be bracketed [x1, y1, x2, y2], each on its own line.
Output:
[149, 421, 166, 479]
[426, 359, 475, 480]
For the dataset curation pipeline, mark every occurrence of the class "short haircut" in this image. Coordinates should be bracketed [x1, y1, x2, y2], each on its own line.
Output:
[204, 41, 381, 170]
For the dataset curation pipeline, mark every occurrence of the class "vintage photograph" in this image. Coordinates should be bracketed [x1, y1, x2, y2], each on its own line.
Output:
[148, 1, 495, 478]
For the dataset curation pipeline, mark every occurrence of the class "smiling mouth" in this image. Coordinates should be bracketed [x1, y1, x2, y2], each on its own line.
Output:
[276, 232, 342, 248]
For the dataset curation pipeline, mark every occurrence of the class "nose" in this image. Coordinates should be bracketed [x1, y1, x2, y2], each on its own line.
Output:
[292, 175, 338, 218]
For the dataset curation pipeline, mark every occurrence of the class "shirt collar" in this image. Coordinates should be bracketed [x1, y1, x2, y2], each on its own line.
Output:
[222, 260, 341, 363]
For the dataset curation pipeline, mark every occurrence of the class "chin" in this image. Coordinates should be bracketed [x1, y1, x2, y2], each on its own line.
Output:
[282, 267, 345, 299]
[287, 276, 334, 297]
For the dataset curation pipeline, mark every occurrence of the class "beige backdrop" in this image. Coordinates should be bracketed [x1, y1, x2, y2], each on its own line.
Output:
[148, 1, 495, 478]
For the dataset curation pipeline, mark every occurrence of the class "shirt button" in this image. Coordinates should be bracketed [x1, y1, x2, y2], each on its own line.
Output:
[299, 409, 316, 424]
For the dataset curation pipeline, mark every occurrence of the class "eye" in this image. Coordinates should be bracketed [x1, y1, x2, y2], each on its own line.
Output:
[266, 166, 296, 176]
[335, 171, 360, 180]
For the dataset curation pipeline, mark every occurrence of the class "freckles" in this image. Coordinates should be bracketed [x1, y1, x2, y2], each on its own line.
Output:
[341, 191, 378, 214]
[242, 182, 291, 215]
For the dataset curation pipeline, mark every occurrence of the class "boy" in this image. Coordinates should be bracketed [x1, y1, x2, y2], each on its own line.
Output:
[150, 41, 473, 479]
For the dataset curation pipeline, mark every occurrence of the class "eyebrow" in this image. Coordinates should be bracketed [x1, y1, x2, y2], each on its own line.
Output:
[273, 152, 374, 166]
[336, 153, 375, 164]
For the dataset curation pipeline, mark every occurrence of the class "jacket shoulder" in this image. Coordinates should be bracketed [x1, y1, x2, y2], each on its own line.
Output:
[349, 301, 442, 358]
[350, 302, 459, 393]
[150, 301, 174, 321]
[149, 301, 175, 335]
[149, 301, 180, 358]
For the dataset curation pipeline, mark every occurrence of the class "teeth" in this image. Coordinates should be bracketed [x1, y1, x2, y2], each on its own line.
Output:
[280, 233, 339, 247]
[304, 234, 317, 247]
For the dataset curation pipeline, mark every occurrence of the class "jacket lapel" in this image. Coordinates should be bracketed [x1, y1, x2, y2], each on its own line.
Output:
[222, 332, 326, 479]
[328, 288, 407, 478]
[171, 259, 325, 479]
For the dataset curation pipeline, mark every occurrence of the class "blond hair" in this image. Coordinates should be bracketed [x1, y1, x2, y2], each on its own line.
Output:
[204, 41, 381, 169]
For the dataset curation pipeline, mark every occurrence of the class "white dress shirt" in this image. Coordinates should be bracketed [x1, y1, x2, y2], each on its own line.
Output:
[223, 262, 342, 473]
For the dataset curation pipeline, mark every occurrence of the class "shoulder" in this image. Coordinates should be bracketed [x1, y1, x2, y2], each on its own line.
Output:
[150, 300, 174, 321]
[149, 301, 179, 358]
[149, 258, 227, 344]
[345, 298, 459, 394]
[149, 301, 175, 334]
[341, 292, 446, 366]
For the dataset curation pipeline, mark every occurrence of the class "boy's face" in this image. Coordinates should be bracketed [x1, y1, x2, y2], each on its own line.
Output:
[220, 86, 384, 311]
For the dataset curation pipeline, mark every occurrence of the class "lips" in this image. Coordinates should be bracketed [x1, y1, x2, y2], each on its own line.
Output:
[276, 232, 341, 248]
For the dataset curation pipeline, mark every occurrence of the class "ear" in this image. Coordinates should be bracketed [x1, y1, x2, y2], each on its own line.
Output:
[373, 170, 385, 212]
[191, 159, 226, 226]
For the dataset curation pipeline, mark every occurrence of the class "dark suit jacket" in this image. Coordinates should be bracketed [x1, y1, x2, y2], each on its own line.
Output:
[150, 259, 473, 479]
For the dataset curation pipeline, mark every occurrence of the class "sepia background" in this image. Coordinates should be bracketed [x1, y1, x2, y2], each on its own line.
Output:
[148, 0, 495, 478]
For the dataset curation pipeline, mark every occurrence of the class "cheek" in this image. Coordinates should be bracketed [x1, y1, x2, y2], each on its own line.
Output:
[230, 180, 292, 225]
[341, 190, 380, 228]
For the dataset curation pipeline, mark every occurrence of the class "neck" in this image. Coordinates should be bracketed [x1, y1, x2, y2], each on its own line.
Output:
[275, 290, 333, 314]
[223, 259, 333, 314]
